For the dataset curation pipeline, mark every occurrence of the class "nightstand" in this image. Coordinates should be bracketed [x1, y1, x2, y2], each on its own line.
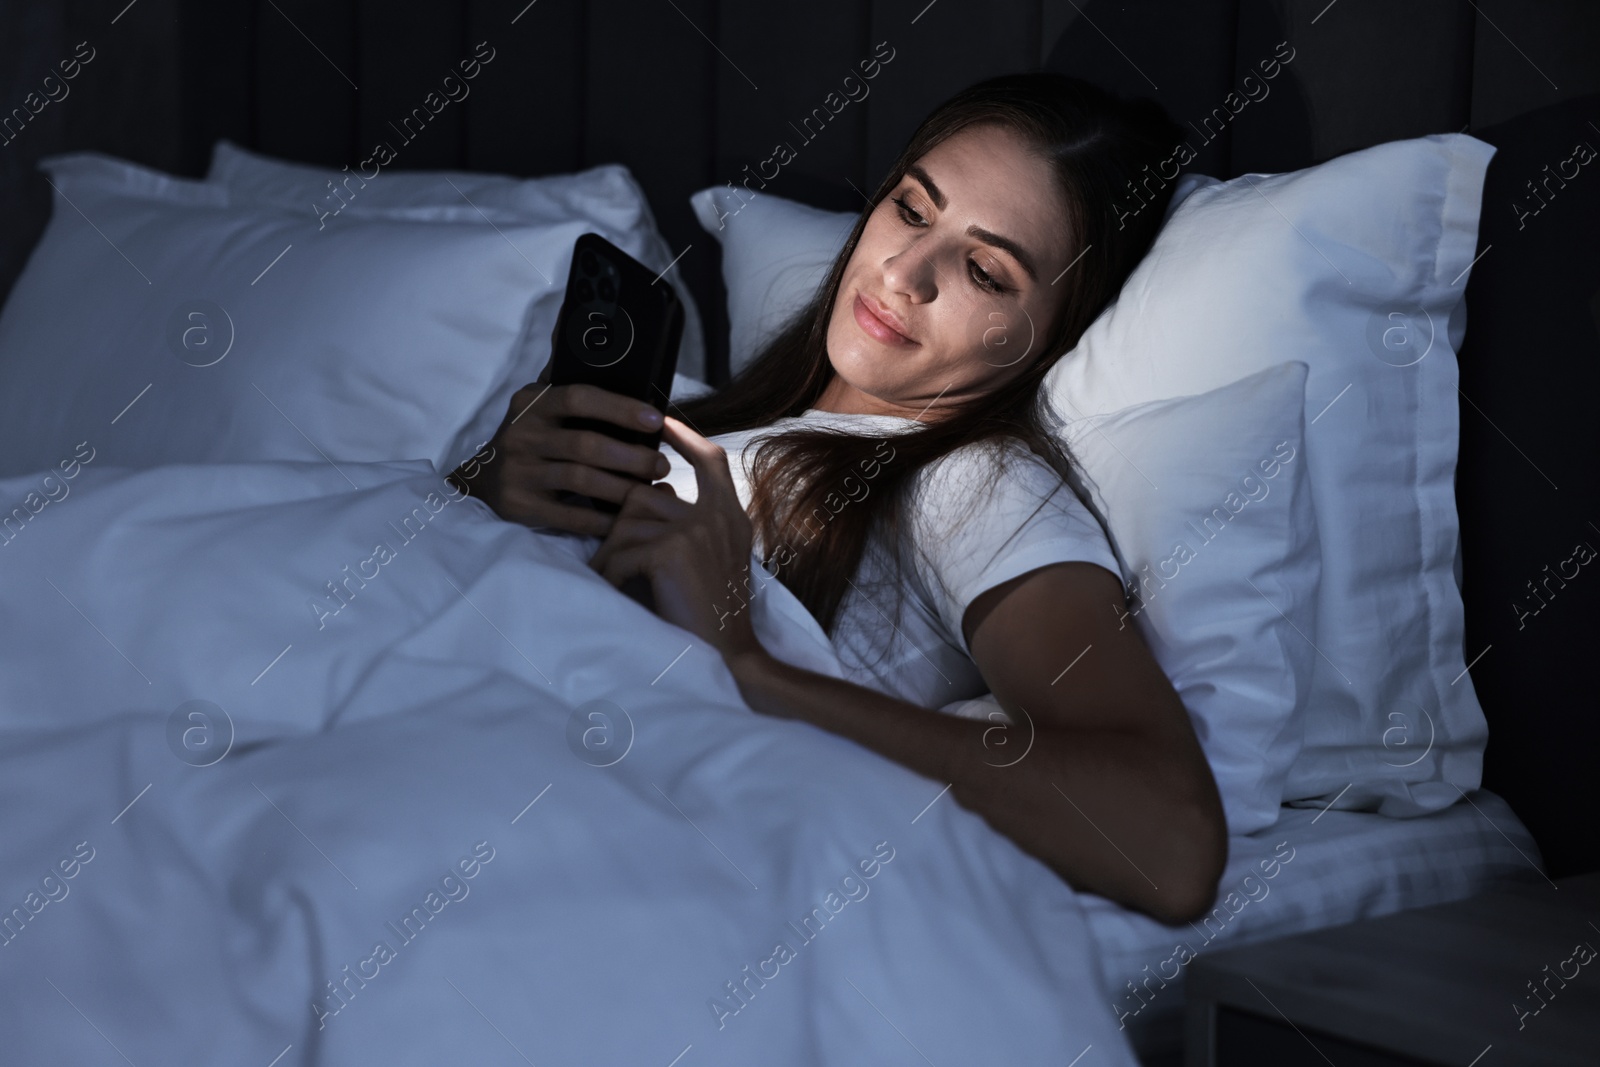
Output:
[1182, 870, 1600, 1066]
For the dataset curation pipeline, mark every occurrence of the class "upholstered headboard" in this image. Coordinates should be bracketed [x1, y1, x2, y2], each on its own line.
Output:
[1, 0, 1595, 875]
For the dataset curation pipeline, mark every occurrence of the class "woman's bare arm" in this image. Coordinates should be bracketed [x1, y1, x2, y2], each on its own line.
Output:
[726, 560, 1228, 924]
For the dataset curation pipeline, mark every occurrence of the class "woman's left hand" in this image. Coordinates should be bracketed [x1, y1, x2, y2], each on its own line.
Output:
[587, 416, 765, 662]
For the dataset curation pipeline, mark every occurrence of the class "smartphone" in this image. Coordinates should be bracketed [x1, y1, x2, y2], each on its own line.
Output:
[548, 232, 684, 516]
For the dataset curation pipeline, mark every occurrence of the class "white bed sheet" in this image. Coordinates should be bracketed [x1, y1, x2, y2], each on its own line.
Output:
[1078, 787, 1542, 1058]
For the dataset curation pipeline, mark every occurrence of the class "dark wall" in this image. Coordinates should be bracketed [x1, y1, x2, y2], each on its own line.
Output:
[1, 0, 1597, 875]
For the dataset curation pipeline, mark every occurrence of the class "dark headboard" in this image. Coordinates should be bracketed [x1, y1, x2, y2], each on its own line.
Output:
[2, 0, 1596, 876]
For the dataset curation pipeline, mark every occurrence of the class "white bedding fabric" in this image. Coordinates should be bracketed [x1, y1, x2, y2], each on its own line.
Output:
[0, 458, 1142, 1065]
[1082, 787, 1542, 1058]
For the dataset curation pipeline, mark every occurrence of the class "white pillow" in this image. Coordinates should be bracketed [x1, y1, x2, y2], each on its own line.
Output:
[1059, 361, 1320, 836]
[210, 138, 660, 231]
[0, 152, 578, 477]
[208, 140, 710, 405]
[1046, 134, 1493, 817]
[690, 187, 856, 376]
[692, 134, 1495, 820]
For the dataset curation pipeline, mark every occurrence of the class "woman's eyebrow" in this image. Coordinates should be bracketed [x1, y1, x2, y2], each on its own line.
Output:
[966, 223, 1038, 282]
[906, 163, 1040, 283]
[907, 163, 948, 209]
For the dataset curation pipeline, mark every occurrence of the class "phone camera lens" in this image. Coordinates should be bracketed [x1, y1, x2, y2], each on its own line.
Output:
[598, 277, 616, 302]
[579, 248, 600, 275]
[576, 277, 595, 303]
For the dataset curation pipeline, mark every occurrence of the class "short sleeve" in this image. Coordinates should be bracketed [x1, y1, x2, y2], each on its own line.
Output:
[906, 441, 1122, 657]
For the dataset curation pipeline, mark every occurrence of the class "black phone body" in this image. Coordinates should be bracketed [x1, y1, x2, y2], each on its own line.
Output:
[548, 232, 684, 515]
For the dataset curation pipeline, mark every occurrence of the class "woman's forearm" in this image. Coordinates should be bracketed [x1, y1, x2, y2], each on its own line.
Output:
[725, 648, 1224, 924]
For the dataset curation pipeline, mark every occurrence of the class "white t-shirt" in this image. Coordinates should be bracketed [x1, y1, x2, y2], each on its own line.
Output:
[657, 408, 1122, 709]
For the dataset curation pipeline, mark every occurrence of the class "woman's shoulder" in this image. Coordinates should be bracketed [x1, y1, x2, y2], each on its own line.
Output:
[898, 433, 1122, 638]
[898, 434, 1100, 554]
[915, 433, 1066, 502]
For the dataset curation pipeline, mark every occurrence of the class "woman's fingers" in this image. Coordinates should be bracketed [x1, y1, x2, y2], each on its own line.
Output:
[661, 416, 739, 506]
[507, 491, 614, 539]
[588, 481, 693, 576]
[536, 426, 665, 482]
[499, 384, 660, 461]
[522, 458, 649, 507]
[462, 376, 673, 539]
[588, 515, 667, 577]
[591, 542, 653, 591]
[552, 382, 664, 436]
[620, 479, 690, 519]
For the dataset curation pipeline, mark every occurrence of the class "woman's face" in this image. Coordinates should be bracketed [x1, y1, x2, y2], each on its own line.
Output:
[819, 122, 1075, 420]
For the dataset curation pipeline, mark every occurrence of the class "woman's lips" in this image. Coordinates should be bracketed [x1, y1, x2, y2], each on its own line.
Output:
[853, 292, 916, 346]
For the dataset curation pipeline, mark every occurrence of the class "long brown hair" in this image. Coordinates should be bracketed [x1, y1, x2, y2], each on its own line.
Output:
[676, 72, 1184, 644]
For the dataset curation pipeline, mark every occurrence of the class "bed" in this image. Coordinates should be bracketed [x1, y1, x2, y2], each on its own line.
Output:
[0, 2, 1591, 1064]
[1082, 788, 1540, 1061]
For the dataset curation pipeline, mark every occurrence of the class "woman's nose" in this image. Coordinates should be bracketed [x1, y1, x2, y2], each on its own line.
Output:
[882, 245, 939, 303]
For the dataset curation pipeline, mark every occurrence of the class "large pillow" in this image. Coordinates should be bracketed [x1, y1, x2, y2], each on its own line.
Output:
[209, 139, 662, 234]
[207, 140, 711, 430]
[1058, 361, 1319, 836]
[0, 152, 583, 477]
[691, 133, 1495, 820]
[1046, 135, 1493, 817]
[689, 187, 856, 376]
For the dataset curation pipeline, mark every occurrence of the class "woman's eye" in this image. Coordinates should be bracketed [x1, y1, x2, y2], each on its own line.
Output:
[891, 195, 925, 227]
[969, 261, 1003, 293]
[970, 260, 1013, 294]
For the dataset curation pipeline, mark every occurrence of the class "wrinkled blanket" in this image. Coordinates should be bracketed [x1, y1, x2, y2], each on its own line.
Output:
[0, 458, 1137, 1065]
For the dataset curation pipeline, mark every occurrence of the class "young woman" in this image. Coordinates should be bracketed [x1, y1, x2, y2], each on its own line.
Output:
[453, 73, 1227, 925]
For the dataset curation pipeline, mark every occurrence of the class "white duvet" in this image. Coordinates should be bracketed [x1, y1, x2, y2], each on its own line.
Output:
[0, 457, 1138, 1066]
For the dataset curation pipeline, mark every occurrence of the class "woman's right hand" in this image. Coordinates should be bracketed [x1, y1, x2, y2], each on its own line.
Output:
[449, 357, 671, 539]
